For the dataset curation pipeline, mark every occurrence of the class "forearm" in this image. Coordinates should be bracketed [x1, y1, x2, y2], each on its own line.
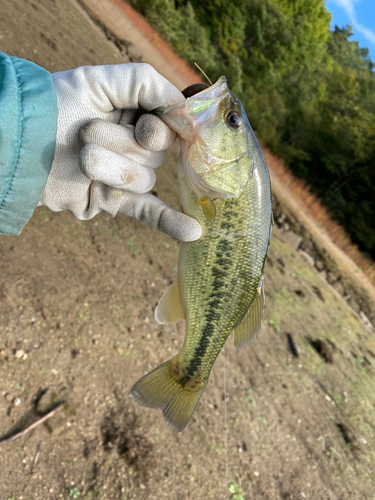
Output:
[0, 52, 58, 235]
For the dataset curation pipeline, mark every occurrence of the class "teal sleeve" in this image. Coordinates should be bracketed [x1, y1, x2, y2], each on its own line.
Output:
[0, 52, 58, 235]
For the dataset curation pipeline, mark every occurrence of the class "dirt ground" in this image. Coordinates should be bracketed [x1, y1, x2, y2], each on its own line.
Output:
[1, 1, 375, 499]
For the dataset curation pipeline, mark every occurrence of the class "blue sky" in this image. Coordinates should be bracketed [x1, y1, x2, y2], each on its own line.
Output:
[326, 0, 375, 60]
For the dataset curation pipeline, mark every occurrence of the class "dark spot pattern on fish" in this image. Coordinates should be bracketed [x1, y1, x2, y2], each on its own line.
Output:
[220, 221, 233, 230]
[216, 239, 231, 256]
[182, 266, 228, 383]
[181, 203, 239, 385]
[178, 190, 261, 390]
[216, 257, 232, 268]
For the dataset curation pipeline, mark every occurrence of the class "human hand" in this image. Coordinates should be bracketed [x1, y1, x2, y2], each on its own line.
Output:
[38, 63, 202, 242]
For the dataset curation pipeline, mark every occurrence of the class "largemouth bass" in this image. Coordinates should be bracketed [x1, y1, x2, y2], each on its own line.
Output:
[130, 77, 273, 431]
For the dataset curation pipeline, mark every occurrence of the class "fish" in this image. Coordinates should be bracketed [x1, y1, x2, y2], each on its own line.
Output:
[130, 76, 273, 432]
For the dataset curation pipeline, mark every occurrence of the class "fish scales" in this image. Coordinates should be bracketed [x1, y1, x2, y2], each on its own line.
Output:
[179, 171, 270, 384]
[130, 76, 272, 431]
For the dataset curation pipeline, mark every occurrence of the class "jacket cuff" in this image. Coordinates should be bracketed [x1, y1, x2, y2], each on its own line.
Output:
[0, 52, 58, 235]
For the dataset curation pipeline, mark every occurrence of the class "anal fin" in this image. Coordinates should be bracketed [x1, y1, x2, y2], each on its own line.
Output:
[155, 279, 185, 324]
[233, 276, 265, 351]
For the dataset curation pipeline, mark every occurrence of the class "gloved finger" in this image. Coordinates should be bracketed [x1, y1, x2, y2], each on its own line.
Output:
[119, 192, 202, 242]
[119, 109, 137, 126]
[80, 144, 156, 194]
[80, 119, 166, 169]
[135, 113, 176, 151]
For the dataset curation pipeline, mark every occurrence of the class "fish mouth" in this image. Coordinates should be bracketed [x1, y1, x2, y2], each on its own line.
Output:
[186, 76, 228, 100]
[154, 76, 230, 139]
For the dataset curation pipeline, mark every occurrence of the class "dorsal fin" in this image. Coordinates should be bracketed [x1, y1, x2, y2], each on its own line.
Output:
[155, 280, 185, 324]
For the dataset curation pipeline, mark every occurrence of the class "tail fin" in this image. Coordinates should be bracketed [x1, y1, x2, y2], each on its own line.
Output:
[130, 357, 207, 432]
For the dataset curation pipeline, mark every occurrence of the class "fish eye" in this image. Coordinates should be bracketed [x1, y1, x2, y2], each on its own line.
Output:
[226, 110, 242, 129]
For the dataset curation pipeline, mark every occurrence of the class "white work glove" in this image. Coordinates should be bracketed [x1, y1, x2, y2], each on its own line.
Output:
[38, 64, 202, 242]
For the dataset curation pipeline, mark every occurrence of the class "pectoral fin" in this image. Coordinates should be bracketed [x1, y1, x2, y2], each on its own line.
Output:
[155, 280, 185, 324]
[199, 197, 216, 222]
[233, 276, 265, 351]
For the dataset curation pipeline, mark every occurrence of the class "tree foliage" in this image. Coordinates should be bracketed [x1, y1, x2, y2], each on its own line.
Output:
[130, 0, 375, 258]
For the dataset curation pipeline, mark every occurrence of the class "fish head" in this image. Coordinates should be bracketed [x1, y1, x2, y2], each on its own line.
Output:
[155, 76, 253, 199]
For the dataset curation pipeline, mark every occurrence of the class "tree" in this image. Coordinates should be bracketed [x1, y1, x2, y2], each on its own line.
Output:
[129, 0, 375, 257]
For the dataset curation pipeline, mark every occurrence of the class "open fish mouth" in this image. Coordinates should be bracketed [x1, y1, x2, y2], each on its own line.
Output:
[155, 76, 230, 139]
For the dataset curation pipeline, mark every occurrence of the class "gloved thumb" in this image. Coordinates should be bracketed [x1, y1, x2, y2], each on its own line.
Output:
[68, 63, 184, 114]
[135, 113, 177, 151]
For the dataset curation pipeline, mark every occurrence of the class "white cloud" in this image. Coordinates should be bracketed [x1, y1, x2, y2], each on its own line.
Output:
[356, 22, 375, 45]
[331, 0, 375, 45]
[331, 0, 356, 17]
